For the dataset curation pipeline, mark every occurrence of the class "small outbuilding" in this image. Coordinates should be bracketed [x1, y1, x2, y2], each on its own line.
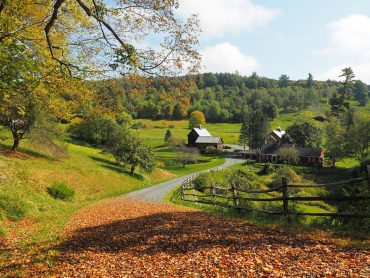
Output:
[188, 125, 224, 150]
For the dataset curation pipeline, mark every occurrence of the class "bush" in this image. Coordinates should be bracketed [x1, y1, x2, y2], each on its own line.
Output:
[47, 181, 75, 201]
[276, 167, 302, 184]
[204, 146, 222, 155]
[0, 195, 29, 221]
[192, 172, 213, 192]
[169, 124, 175, 129]
[68, 113, 118, 145]
[258, 163, 275, 175]
[131, 122, 145, 129]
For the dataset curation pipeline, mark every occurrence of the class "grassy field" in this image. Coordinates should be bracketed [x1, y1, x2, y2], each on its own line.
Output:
[0, 122, 226, 246]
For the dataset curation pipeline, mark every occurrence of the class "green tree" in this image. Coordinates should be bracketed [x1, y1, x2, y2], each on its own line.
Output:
[306, 73, 314, 88]
[277, 147, 300, 165]
[238, 121, 249, 150]
[286, 122, 323, 148]
[104, 127, 155, 175]
[188, 110, 206, 129]
[176, 146, 199, 168]
[330, 67, 355, 118]
[347, 112, 370, 163]
[173, 103, 187, 120]
[164, 129, 172, 143]
[325, 117, 346, 168]
[278, 74, 290, 88]
[354, 80, 369, 106]
[248, 110, 270, 150]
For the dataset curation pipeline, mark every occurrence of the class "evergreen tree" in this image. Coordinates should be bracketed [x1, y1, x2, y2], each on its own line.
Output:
[306, 73, 314, 88]
[248, 110, 270, 150]
[278, 74, 290, 88]
[164, 129, 172, 143]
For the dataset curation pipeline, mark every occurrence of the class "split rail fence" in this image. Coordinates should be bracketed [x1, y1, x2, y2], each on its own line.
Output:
[181, 166, 370, 220]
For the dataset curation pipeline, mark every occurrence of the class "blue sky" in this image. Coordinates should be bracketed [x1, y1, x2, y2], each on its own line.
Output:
[176, 0, 370, 82]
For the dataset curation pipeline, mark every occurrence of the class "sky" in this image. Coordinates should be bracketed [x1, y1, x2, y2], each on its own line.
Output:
[175, 0, 370, 82]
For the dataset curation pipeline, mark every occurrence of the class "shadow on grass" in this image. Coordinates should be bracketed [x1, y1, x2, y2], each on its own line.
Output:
[0, 143, 52, 160]
[89, 156, 144, 180]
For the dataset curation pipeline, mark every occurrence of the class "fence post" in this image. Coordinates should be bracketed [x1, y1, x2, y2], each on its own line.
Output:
[282, 177, 290, 222]
[211, 182, 216, 205]
[231, 182, 241, 214]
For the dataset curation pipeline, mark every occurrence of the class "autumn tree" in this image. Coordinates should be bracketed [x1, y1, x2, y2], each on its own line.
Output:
[188, 110, 206, 129]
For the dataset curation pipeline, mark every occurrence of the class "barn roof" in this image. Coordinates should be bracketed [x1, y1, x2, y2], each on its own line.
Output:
[260, 144, 322, 157]
[195, 136, 222, 144]
[192, 128, 212, 137]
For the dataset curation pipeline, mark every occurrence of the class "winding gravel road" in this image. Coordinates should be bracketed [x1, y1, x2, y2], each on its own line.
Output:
[126, 158, 242, 203]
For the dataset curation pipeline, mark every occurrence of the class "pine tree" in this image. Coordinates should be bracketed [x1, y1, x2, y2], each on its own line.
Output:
[164, 129, 172, 143]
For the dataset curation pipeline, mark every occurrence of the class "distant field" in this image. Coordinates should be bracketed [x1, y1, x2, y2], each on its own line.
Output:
[134, 119, 241, 145]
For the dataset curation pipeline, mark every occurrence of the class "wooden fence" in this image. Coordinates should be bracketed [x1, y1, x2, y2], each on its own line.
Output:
[181, 166, 370, 220]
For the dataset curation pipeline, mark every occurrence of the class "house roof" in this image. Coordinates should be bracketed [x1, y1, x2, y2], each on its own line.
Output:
[192, 128, 212, 137]
[260, 144, 322, 157]
[272, 129, 286, 138]
[195, 136, 222, 144]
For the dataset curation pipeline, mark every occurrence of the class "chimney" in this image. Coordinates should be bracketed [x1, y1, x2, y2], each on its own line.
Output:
[198, 124, 202, 129]
[276, 127, 281, 132]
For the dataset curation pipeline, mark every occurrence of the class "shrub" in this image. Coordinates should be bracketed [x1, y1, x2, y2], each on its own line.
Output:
[169, 124, 175, 129]
[68, 113, 118, 145]
[131, 122, 146, 129]
[192, 172, 213, 192]
[0, 195, 29, 221]
[272, 167, 302, 187]
[258, 163, 275, 175]
[204, 146, 222, 155]
[47, 181, 75, 201]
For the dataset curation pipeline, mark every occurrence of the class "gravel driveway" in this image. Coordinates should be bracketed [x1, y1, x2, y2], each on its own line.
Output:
[126, 158, 242, 203]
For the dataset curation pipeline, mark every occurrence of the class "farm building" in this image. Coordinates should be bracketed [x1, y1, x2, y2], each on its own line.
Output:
[266, 127, 286, 144]
[257, 144, 324, 166]
[188, 126, 224, 150]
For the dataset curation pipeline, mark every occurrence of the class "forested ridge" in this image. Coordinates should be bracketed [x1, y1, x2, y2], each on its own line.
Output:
[91, 72, 369, 123]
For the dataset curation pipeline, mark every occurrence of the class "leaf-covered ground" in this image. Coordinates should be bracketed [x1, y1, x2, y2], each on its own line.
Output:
[1, 197, 369, 277]
[4, 197, 362, 277]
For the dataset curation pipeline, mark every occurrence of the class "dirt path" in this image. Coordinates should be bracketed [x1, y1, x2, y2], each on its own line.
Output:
[30, 197, 369, 277]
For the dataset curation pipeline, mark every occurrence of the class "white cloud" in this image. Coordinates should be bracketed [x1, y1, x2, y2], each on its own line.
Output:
[201, 42, 259, 75]
[317, 14, 370, 82]
[177, 0, 280, 38]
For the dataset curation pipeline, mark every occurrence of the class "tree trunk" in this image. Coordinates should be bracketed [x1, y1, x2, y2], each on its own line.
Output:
[12, 138, 20, 151]
[332, 153, 336, 168]
[182, 162, 186, 168]
[130, 165, 136, 175]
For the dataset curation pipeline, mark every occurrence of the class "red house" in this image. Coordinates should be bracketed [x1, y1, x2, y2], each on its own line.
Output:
[257, 144, 324, 166]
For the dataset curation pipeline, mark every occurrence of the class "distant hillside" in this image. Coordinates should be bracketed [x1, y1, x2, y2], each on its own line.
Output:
[89, 72, 369, 123]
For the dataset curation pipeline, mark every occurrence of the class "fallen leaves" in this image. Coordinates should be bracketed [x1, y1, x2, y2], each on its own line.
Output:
[2, 196, 370, 277]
